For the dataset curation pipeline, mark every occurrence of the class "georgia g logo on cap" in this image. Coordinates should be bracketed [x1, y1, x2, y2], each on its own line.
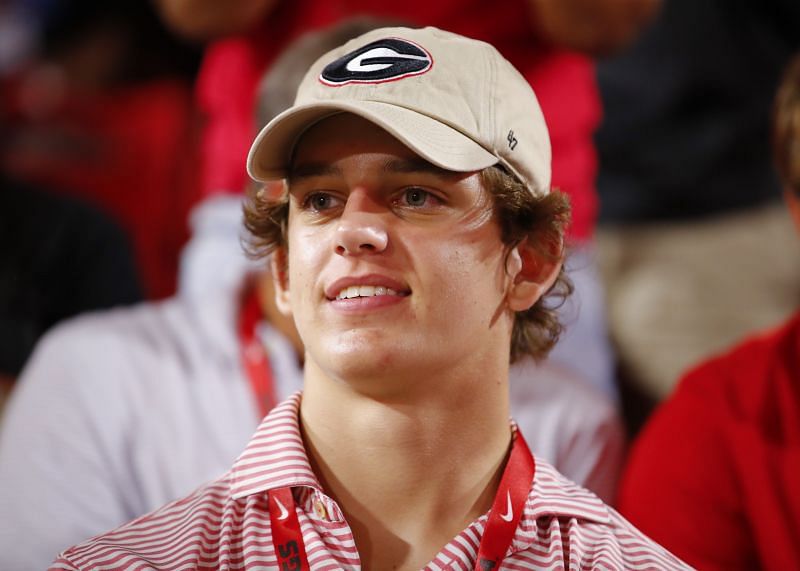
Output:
[320, 38, 433, 86]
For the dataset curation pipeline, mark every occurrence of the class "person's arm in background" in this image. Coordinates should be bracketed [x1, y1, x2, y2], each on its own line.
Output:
[527, 0, 662, 55]
[154, 0, 281, 40]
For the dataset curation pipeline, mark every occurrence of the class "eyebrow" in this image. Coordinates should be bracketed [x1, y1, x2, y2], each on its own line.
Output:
[288, 157, 461, 186]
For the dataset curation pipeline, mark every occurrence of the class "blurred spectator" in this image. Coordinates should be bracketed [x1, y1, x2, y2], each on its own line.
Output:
[156, 0, 661, 403]
[0, 0, 203, 298]
[0, 245, 303, 571]
[0, 0, 38, 74]
[0, 174, 142, 409]
[616, 53, 800, 570]
[595, 0, 800, 404]
[0, 20, 625, 569]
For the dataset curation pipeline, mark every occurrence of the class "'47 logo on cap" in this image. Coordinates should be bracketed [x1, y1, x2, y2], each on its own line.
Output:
[320, 38, 433, 86]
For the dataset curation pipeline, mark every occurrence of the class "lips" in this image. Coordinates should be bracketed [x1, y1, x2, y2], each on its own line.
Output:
[325, 275, 410, 301]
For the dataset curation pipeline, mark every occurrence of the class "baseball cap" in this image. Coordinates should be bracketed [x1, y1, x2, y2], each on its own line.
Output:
[247, 26, 551, 196]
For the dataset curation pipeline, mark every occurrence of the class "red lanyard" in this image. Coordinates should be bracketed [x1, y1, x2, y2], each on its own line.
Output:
[269, 487, 311, 570]
[474, 431, 535, 569]
[237, 282, 276, 419]
[268, 430, 535, 570]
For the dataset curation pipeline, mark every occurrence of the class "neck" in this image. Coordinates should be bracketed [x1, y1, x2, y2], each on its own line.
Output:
[299, 360, 512, 569]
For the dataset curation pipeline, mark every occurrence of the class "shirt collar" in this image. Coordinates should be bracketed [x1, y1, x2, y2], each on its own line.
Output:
[231, 392, 612, 531]
[230, 392, 321, 499]
[527, 459, 612, 524]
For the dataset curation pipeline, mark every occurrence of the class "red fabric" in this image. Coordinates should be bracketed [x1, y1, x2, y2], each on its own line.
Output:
[238, 282, 277, 418]
[2, 77, 202, 299]
[618, 312, 800, 571]
[196, 0, 599, 241]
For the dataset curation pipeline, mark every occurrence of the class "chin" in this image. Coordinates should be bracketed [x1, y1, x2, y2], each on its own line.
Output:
[328, 346, 397, 378]
[318, 341, 421, 388]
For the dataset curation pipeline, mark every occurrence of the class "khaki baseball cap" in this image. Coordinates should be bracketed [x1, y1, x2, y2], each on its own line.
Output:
[247, 26, 551, 196]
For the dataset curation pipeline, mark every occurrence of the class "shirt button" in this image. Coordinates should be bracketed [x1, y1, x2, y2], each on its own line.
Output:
[314, 499, 327, 520]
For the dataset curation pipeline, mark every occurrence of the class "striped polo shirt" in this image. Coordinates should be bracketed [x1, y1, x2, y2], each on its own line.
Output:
[51, 393, 689, 570]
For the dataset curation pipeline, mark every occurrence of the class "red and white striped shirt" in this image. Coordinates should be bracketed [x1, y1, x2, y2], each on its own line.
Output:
[51, 394, 690, 570]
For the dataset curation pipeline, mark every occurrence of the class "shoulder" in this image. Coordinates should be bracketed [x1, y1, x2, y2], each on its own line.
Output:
[527, 459, 613, 523]
[7, 295, 237, 430]
[53, 474, 237, 569]
[696, 311, 799, 376]
[664, 311, 800, 421]
[35, 298, 185, 354]
[513, 459, 689, 569]
[27, 294, 235, 381]
[623, 313, 800, 459]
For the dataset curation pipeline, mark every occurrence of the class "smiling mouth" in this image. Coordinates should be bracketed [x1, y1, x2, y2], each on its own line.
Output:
[334, 285, 408, 300]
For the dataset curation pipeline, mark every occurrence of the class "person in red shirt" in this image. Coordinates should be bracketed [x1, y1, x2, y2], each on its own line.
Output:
[617, 54, 800, 570]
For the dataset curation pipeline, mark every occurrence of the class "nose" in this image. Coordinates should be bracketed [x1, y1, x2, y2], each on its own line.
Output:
[334, 192, 388, 256]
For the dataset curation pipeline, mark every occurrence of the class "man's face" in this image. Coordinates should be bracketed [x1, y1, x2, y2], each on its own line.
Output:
[275, 113, 517, 397]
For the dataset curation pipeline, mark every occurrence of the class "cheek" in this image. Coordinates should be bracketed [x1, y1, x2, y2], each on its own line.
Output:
[423, 230, 508, 308]
[286, 227, 326, 306]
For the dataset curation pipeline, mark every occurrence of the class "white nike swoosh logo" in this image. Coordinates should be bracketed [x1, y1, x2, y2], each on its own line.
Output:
[275, 496, 289, 521]
[499, 491, 513, 522]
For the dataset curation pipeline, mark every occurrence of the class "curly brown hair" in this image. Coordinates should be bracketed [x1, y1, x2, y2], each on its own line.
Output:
[243, 164, 572, 364]
[773, 53, 800, 197]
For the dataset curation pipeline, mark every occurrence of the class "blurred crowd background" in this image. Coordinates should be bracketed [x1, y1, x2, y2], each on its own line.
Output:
[2, 0, 796, 430]
[0, 0, 203, 392]
[0, 0, 799, 567]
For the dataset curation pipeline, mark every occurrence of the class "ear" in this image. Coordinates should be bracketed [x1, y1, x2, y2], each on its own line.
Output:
[505, 238, 563, 312]
[270, 247, 292, 316]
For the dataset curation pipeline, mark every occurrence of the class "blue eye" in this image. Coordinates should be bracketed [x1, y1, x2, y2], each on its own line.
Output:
[403, 188, 430, 207]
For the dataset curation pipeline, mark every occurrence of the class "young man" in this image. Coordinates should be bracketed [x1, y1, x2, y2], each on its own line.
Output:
[52, 27, 685, 569]
[617, 54, 800, 571]
[2, 22, 618, 571]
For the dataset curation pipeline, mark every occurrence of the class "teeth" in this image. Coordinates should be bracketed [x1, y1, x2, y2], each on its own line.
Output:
[336, 285, 402, 300]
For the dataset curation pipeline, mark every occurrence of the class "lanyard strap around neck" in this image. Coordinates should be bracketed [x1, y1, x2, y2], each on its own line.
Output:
[237, 281, 276, 419]
[268, 487, 311, 570]
[474, 431, 535, 569]
[266, 430, 534, 570]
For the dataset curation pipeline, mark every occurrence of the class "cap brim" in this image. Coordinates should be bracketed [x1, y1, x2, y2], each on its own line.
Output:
[247, 100, 499, 181]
